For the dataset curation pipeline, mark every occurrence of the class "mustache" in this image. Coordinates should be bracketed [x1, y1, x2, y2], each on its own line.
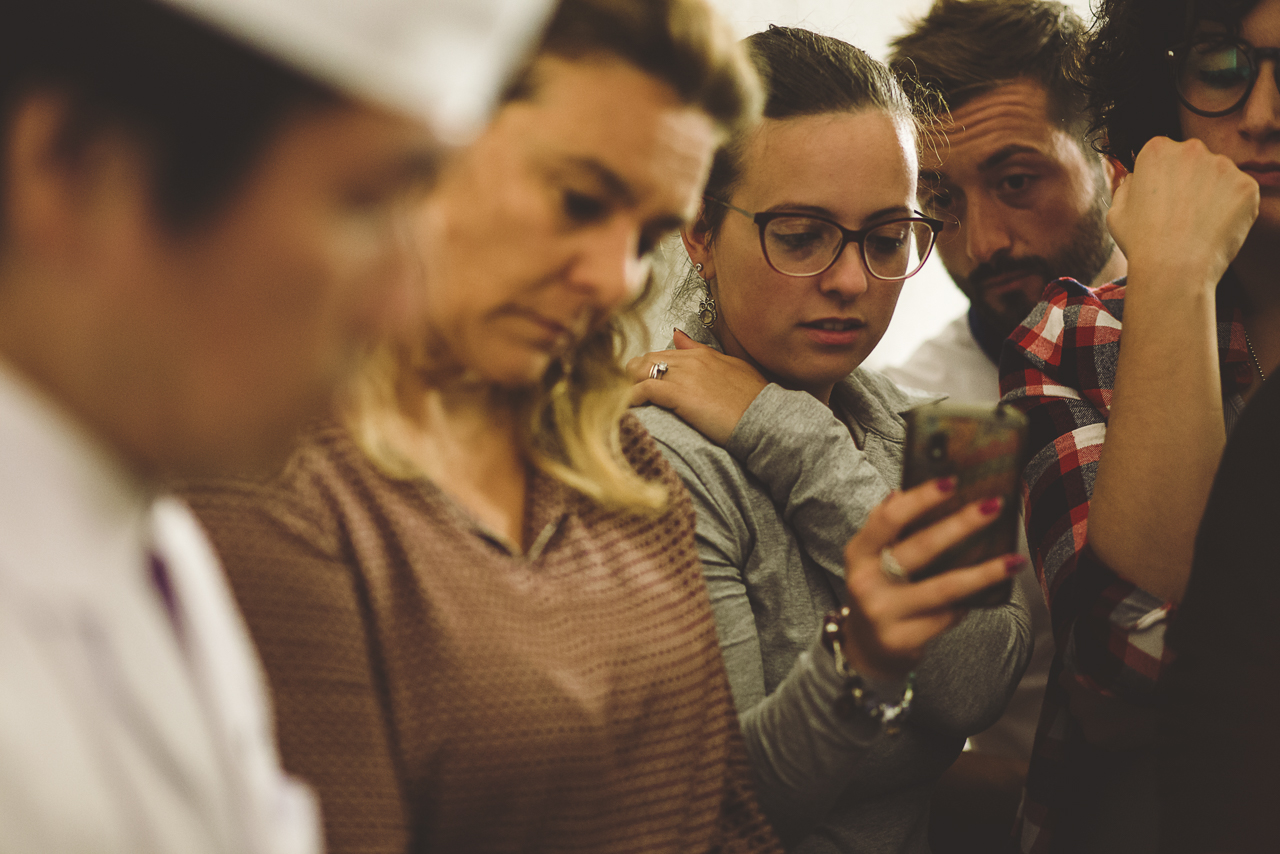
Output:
[966, 253, 1054, 292]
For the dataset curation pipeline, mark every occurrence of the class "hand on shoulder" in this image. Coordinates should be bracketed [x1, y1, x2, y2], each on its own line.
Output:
[627, 328, 769, 446]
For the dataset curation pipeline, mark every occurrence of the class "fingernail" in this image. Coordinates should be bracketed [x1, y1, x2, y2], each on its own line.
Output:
[1005, 554, 1026, 575]
[980, 496, 1003, 515]
[674, 327, 689, 338]
[936, 476, 957, 493]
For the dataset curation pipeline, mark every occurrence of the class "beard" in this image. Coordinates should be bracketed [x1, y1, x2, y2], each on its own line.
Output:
[947, 182, 1116, 340]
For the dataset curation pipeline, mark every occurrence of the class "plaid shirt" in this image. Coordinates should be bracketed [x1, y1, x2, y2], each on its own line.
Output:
[998, 276, 1251, 852]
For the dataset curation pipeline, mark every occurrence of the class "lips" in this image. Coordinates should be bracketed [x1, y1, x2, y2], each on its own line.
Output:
[799, 317, 866, 346]
[506, 306, 578, 347]
[1240, 162, 1280, 188]
[801, 318, 865, 332]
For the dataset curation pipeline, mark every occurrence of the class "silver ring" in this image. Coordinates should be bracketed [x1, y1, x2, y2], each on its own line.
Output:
[880, 547, 909, 583]
[648, 361, 669, 380]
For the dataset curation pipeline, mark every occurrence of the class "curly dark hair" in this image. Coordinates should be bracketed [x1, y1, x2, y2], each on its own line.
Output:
[1082, 0, 1262, 170]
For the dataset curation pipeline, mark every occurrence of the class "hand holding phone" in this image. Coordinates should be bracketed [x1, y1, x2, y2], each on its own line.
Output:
[899, 401, 1030, 607]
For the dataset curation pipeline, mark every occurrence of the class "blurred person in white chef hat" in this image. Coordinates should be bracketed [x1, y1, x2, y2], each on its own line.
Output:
[0, 0, 550, 852]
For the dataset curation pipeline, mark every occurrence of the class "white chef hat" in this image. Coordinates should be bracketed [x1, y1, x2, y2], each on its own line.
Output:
[158, 0, 553, 144]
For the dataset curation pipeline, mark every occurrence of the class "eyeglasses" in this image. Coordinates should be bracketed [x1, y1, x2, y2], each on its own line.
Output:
[1169, 37, 1280, 117]
[705, 197, 943, 280]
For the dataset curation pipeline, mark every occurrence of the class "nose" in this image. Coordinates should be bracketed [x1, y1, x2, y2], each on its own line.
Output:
[1240, 59, 1280, 140]
[817, 240, 871, 301]
[962, 194, 1016, 266]
[565, 218, 648, 311]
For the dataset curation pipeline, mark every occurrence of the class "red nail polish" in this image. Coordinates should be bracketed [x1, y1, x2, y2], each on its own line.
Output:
[980, 496, 1003, 515]
[937, 476, 957, 493]
[1005, 554, 1026, 574]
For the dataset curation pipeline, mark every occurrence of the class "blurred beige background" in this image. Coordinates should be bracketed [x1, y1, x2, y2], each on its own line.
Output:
[634, 0, 1095, 369]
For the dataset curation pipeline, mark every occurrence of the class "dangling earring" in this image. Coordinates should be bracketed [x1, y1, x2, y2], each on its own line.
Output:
[695, 263, 717, 329]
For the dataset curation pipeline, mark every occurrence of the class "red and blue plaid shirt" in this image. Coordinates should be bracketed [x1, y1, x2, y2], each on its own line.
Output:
[998, 276, 1251, 852]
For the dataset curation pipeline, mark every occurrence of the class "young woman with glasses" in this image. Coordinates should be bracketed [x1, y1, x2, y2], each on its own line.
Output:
[630, 26, 1032, 852]
[996, 0, 1279, 849]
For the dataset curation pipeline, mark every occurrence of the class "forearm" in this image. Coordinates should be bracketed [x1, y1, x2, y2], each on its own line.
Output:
[908, 591, 1032, 737]
[726, 384, 891, 580]
[738, 638, 881, 844]
[1089, 274, 1225, 603]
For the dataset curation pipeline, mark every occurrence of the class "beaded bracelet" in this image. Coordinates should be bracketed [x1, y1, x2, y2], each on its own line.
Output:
[820, 607, 916, 735]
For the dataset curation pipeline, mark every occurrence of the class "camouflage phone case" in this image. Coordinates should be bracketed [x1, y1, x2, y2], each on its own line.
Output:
[900, 401, 1030, 608]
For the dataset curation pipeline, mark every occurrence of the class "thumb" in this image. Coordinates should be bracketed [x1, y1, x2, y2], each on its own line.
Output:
[673, 327, 713, 351]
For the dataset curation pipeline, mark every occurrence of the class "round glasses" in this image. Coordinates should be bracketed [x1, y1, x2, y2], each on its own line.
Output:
[1169, 37, 1280, 117]
[706, 197, 943, 280]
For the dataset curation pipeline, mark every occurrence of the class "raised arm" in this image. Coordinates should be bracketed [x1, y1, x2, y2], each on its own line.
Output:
[1078, 137, 1257, 604]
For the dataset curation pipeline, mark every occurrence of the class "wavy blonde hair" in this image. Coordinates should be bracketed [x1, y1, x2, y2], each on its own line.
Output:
[345, 0, 761, 514]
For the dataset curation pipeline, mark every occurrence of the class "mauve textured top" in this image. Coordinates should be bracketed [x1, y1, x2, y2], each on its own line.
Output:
[182, 415, 781, 854]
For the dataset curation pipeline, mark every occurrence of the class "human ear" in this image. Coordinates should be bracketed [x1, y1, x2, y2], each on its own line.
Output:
[680, 201, 716, 281]
[1100, 153, 1128, 199]
[4, 91, 150, 261]
[4, 93, 82, 254]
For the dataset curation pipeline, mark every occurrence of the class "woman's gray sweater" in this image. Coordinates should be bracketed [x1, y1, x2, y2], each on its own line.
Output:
[635, 330, 1031, 854]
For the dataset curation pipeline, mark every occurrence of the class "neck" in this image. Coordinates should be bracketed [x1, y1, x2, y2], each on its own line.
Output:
[714, 320, 838, 406]
[1090, 244, 1128, 290]
[394, 376, 530, 547]
[0, 262, 167, 480]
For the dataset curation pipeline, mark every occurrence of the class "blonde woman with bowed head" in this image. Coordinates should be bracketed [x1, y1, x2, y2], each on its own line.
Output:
[184, 0, 774, 851]
[631, 27, 1032, 853]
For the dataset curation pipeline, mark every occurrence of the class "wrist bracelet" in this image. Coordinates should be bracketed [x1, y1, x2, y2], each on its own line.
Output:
[821, 607, 915, 735]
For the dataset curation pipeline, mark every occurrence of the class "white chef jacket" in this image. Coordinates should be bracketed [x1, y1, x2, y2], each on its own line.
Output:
[0, 363, 320, 854]
[882, 313, 1056, 764]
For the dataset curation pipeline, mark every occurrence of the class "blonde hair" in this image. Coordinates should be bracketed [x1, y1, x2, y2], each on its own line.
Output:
[344, 0, 759, 514]
[344, 297, 663, 512]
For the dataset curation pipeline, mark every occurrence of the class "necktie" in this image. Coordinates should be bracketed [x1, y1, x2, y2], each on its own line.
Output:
[148, 550, 184, 642]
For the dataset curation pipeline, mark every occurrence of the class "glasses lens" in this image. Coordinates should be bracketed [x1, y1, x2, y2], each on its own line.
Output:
[1179, 41, 1253, 114]
[761, 216, 843, 275]
[863, 220, 936, 280]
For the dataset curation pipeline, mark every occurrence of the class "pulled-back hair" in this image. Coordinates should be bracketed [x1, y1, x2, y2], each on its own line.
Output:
[513, 0, 760, 142]
[1081, 0, 1261, 170]
[0, 0, 334, 234]
[888, 0, 1089, 134]
[348, 0, 762, 515]
[700, 25, 921, 239]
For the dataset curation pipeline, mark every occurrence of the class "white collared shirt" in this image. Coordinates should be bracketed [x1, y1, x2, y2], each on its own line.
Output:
[0, 364, 319, 854]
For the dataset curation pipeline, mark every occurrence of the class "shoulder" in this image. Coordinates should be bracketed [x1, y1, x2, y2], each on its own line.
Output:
[1011, 277, 1126, 354]
[629, 406, 756, 504]
[1002, 277, 1126, 399]
[179, 422, 386, 559]
[852, 365, 939, 411]
[834, 366, 941, 439]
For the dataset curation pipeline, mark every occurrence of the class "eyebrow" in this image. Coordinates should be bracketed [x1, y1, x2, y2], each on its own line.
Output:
[764, 202, 915, 224]
[562, 156, 696, 232]
[978, 143, 1046, 171]
[563, 156, 637, 207]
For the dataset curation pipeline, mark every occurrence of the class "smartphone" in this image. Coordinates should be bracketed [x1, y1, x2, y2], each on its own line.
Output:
[900, 401, 1030, 608]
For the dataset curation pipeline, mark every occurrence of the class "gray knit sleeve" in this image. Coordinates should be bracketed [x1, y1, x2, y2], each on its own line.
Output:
[721, 384, 1033, 736]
